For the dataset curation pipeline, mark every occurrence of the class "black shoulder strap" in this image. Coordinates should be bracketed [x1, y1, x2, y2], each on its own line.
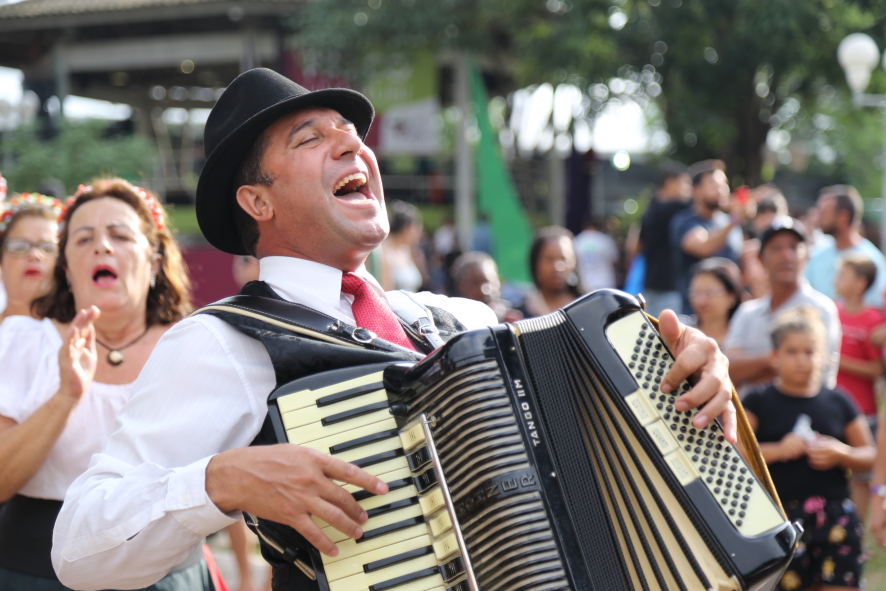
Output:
[193, 281, 423, 356]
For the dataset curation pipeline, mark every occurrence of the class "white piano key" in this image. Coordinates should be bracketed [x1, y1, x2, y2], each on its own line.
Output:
[333, 436, 404, 465]
[326, 553, 440, 591]
[312, 485, 419, 528]
[327, 523, 429, 563]
[282, 388, 388, 430]
[297, 418, 400, 453]
[287, 409, 392, 446]
[322, 502, 424, 544]
[324, 535, 434, 581]
[343, 467, 413, 494]
[277, 371, 386, 414]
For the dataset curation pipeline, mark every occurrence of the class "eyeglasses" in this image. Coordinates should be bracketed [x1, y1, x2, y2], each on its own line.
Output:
[3, 238, 59, 258]
[688, 288, 727, 299]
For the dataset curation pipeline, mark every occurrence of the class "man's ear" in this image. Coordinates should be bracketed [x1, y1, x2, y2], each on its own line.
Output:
[236, 185, 274, 223]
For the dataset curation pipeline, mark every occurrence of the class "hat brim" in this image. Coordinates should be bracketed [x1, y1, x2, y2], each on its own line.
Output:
[196, 88, 374, 255]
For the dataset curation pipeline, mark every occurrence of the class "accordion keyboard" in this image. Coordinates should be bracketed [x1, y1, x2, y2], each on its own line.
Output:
[604, 311, 784, 538]
[276, 371, 470, 591]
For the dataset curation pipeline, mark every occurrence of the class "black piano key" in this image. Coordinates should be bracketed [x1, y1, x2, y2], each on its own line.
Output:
[321, 401, 390, 426]
[352, 478, 412, 502]
[357, 516, 426, 543]
[440, 556, 466, 582]
[329, 429, 401, 455]
[412, 469, 439, 494]
[365, 497, 420, 519]
[363, 546, 433, 573]
[369, 567, 441, 591]
[406, 446, 432, 472]
[352, 449, 405, 469]
[316, 381, 384, 407]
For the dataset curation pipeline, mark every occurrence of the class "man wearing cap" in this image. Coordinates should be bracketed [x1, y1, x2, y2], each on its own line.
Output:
[724, 216, 841, 395]
[52, 69, 736, 591]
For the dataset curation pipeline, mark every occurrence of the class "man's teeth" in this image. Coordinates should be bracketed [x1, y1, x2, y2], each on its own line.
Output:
[333, 173, 367, 193]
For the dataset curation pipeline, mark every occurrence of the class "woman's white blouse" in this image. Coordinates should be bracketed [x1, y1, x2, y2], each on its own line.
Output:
[0, 316, 133, 500]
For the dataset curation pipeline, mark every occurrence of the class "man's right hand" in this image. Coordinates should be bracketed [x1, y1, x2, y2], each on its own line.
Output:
[205, 445, 389, 557]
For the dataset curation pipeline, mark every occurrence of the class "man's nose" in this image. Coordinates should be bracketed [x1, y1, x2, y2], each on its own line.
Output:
[332, 128, 364, 158]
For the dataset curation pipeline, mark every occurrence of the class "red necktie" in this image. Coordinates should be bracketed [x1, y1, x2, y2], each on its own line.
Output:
[341, 272, 416, 350]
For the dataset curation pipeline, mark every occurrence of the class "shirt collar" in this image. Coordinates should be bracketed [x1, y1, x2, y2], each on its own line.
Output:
[258, 256, 386, 305]
[764, 279, 812, 314]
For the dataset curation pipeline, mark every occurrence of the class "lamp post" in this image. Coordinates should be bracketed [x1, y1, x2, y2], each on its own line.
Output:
[838, 33, 886, 254]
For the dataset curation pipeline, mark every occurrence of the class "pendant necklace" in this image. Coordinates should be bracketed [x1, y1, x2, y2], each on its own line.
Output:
[95, 327, 151, 366]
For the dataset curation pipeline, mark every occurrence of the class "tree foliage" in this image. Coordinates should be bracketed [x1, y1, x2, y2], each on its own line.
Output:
[1, 120, 154, 195]
[297, 0, 886, 188]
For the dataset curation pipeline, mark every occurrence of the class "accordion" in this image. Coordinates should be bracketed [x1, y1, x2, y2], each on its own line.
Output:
[261, 290, 800, 591]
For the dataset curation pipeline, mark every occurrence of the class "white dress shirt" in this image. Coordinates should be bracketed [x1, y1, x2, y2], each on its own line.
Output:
[52, 256, 497, 591]
[0, 317, 134, 500]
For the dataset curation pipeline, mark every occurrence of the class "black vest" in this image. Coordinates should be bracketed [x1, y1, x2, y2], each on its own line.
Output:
[198, 281, 466, 591]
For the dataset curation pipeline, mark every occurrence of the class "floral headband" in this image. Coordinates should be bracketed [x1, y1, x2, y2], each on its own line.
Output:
[0, 193, 66, 236]
[71, 184, 166, 232]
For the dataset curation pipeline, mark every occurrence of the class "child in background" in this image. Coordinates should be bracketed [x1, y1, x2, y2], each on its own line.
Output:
[834, 255, 884, 521]
[743, 308, 875, 591]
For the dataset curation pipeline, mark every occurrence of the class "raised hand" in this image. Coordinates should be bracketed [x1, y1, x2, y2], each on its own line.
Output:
[658, 309, 737, 444]
[206, 444, 389, 557]
[58, 306, 100, 401]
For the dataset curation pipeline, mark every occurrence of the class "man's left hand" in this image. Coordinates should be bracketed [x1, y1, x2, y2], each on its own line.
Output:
[658, 309, 737, 444]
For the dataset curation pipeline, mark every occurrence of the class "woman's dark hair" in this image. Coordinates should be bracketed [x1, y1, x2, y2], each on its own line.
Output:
[33, 178, 192, 325]
[690, 257, 742, 320]
[388, 201, 422, 235]
[528, 225, 582, 297]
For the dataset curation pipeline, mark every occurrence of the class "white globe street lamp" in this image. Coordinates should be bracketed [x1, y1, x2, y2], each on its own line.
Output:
[838, 33, 886, 254]
[837, 33, 880, 94]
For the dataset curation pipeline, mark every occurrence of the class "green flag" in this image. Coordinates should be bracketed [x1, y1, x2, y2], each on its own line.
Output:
[469, 59, 532, 283]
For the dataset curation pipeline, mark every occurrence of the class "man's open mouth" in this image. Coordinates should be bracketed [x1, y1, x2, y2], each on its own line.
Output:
[332, 172, 369, 199]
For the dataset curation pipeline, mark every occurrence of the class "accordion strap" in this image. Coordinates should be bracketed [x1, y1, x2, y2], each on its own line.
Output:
[647, 316, 785, 517]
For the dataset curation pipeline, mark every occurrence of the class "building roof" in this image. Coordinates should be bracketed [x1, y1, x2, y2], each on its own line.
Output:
[0, 0, 297, 19]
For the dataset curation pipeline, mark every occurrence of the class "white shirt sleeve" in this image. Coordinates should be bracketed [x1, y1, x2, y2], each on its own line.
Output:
[52, 315, 276, 591]
[0, 317, 55, 423]
[410, 292, 499, 330]
[722, 304, 749, 352]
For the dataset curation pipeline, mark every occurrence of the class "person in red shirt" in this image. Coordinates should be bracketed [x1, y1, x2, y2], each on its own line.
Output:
[834, 255, 884, 521]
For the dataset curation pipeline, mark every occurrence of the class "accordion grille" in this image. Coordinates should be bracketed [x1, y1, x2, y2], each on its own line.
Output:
[407, 359, 570, 591]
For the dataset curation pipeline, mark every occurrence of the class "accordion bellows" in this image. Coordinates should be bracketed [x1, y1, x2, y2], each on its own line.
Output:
[265, 289, 800, 591]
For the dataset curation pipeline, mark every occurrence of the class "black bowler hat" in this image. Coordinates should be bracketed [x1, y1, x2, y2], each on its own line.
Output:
[196, 68, 375, 254]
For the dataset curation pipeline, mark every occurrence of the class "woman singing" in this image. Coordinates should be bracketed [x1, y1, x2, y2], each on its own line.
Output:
[0, 179, 196, 590]
[0, 193, 64, 323]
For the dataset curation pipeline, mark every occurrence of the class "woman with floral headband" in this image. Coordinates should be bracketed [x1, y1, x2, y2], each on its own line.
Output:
[0, 178, 197, 590]
[0, 193, 65, 323]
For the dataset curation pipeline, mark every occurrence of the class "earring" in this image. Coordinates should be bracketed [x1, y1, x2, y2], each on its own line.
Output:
[150, 276, 156, 289]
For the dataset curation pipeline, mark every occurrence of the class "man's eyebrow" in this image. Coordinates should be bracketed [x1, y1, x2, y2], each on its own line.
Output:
[286, 115, 357, 145]
[336, 115, 356, 129]
[287, 118, 317, 145]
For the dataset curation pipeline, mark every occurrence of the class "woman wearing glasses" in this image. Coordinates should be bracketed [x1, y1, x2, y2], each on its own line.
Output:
[687, 257, 743, 348]
[0, 179, 198, 590]
[0, 193, 64, 323]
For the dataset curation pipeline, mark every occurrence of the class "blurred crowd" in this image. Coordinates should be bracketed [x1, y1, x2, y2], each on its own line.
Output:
[5, 161, 886, 590]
